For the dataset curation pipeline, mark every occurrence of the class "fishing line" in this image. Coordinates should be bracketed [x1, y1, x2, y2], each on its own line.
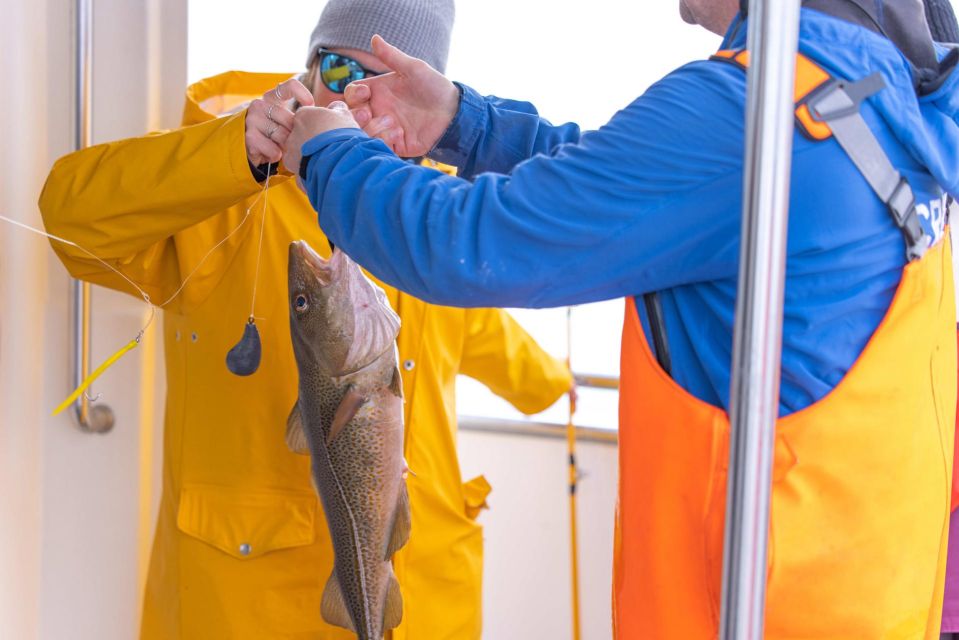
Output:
[225, 166, 273, 377]
[0, 173, 274, 414]
[249, 169, 272, 317]
[0, 213, 153, 306]
[156, 183, 268, 308]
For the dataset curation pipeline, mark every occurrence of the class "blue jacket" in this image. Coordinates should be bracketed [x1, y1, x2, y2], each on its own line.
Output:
[301, 9, 959, 416]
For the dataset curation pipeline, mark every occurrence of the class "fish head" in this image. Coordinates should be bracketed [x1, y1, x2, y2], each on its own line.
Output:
[288, 241, 400, 376]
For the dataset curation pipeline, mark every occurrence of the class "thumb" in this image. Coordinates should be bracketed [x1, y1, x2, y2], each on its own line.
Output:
[371, 34, 421, 73]
[343, 82, 371, 108]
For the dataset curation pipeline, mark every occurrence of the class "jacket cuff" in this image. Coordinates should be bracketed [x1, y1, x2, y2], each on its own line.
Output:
[249, 160, 279, 182]
[428, 83, 488, 168]
[300, 128, 370, 180]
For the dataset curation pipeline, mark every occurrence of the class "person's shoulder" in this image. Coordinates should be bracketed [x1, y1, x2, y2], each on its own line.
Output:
[608, 57, 748, 140]
[650, 57, 748, 109]
[597, 58, 748, 172]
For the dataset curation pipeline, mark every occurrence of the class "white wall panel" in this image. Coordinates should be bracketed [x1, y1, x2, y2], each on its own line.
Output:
[459, 431, 618, 640]
[0, 0, 183, 637]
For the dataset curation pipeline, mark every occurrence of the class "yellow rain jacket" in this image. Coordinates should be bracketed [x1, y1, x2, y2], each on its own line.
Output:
[39, 71, 572, 640]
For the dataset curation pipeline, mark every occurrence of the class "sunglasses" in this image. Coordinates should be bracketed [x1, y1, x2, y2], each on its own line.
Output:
[316, 49, 384, 93]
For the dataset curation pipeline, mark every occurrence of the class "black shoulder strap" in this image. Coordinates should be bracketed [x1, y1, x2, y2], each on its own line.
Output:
[806, 76, 927, 261]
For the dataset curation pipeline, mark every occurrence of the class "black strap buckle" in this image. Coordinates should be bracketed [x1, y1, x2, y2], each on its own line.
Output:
[887, 178, 916, 229]
[887, 178, 927, 261]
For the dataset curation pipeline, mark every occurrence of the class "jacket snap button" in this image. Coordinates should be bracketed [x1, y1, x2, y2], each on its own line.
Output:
[403, 359, 415, 371]
[174, 331, 181, 341]
[191, 332, 198, 343]
[239, 543, 252, 556]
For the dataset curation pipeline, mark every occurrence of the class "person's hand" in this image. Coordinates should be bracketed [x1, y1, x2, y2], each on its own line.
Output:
[343, 35, 460, 158]
[245, 78, 315, 166]
[281, 102, 361, 176]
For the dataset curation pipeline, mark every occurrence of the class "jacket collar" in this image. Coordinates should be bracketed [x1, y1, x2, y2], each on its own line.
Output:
[182, 71, 298, 126]
[731, 1, 944, 88]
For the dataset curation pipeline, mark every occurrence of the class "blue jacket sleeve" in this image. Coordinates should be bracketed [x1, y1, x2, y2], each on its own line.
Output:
[301, 62, 749, 308]
[428, 84, 583, 179]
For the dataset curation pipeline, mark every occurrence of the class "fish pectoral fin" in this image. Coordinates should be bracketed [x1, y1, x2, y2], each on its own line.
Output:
[320, 574, 356, 632]
[385, 482, 411, 559]
[285, 400, 310, 455]
[328, 387, 367, 446]
[383, 573, 403, 631]
[390, 365, 403, 398]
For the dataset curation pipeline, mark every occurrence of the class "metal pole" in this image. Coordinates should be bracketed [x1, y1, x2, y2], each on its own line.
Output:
[719, 1, 801, 638]
[457, 416, 618, 444]
[72, 0, 114, 433]
[572, 373, 619, 390]
[565, 307, 582, 640]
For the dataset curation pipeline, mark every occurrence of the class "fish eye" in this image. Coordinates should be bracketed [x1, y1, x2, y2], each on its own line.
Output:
[294, 294, 309, 312]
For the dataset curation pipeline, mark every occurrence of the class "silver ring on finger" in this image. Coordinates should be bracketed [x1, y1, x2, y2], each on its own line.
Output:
[267, 124, 279, 141]
[274, 85, 287, 101]
[267, 103, 277, 124]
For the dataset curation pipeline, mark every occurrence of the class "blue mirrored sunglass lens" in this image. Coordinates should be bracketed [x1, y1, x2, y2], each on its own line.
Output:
[320, 55, 365, 93]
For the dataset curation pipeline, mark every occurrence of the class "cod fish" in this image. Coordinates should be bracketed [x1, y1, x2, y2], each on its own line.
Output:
[286, 240, 410, 640]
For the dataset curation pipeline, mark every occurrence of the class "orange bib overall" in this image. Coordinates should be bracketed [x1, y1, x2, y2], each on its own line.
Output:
[613, 52, 958, 639]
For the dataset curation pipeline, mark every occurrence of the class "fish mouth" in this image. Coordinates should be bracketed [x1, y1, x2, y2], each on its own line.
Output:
[290, 240, 345, 286]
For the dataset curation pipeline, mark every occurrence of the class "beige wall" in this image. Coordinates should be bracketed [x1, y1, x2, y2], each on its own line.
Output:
[458, 431, 617, 640]
[0, 0, 184, 637]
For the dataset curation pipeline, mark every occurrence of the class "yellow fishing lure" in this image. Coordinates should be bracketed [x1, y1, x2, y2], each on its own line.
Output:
[52, 336, 141, 416]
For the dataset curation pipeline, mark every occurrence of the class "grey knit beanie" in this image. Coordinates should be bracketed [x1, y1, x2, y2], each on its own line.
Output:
[307, 0, 455, 73]
[924, 0, 959, 43]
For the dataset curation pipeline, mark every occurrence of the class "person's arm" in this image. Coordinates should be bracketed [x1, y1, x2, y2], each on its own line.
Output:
[299, 62, 749, 308]
[428, 84, 582, 180]
[459, 308, 572, 415]
[340, 36, 579, 176]
[38, 113, 269, 305]
[39, 78, 311, 308]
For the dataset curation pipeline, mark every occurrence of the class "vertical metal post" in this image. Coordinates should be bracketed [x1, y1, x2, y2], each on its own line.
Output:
[565, 307, 582, 640]
[719, 1, 801, 638]
[72, 0, 114, 433]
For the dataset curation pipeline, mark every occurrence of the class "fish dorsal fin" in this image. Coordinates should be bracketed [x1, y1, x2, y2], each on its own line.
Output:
[321, 573, 356, 632]
[328, 386, 367, 446]
[386, 482, 411, 559]
[285, 400, 310, 455]
[383, 573, 404, 631]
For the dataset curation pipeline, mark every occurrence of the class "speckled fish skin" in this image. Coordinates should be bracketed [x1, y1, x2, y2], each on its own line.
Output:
[288, 241, 409, 640]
